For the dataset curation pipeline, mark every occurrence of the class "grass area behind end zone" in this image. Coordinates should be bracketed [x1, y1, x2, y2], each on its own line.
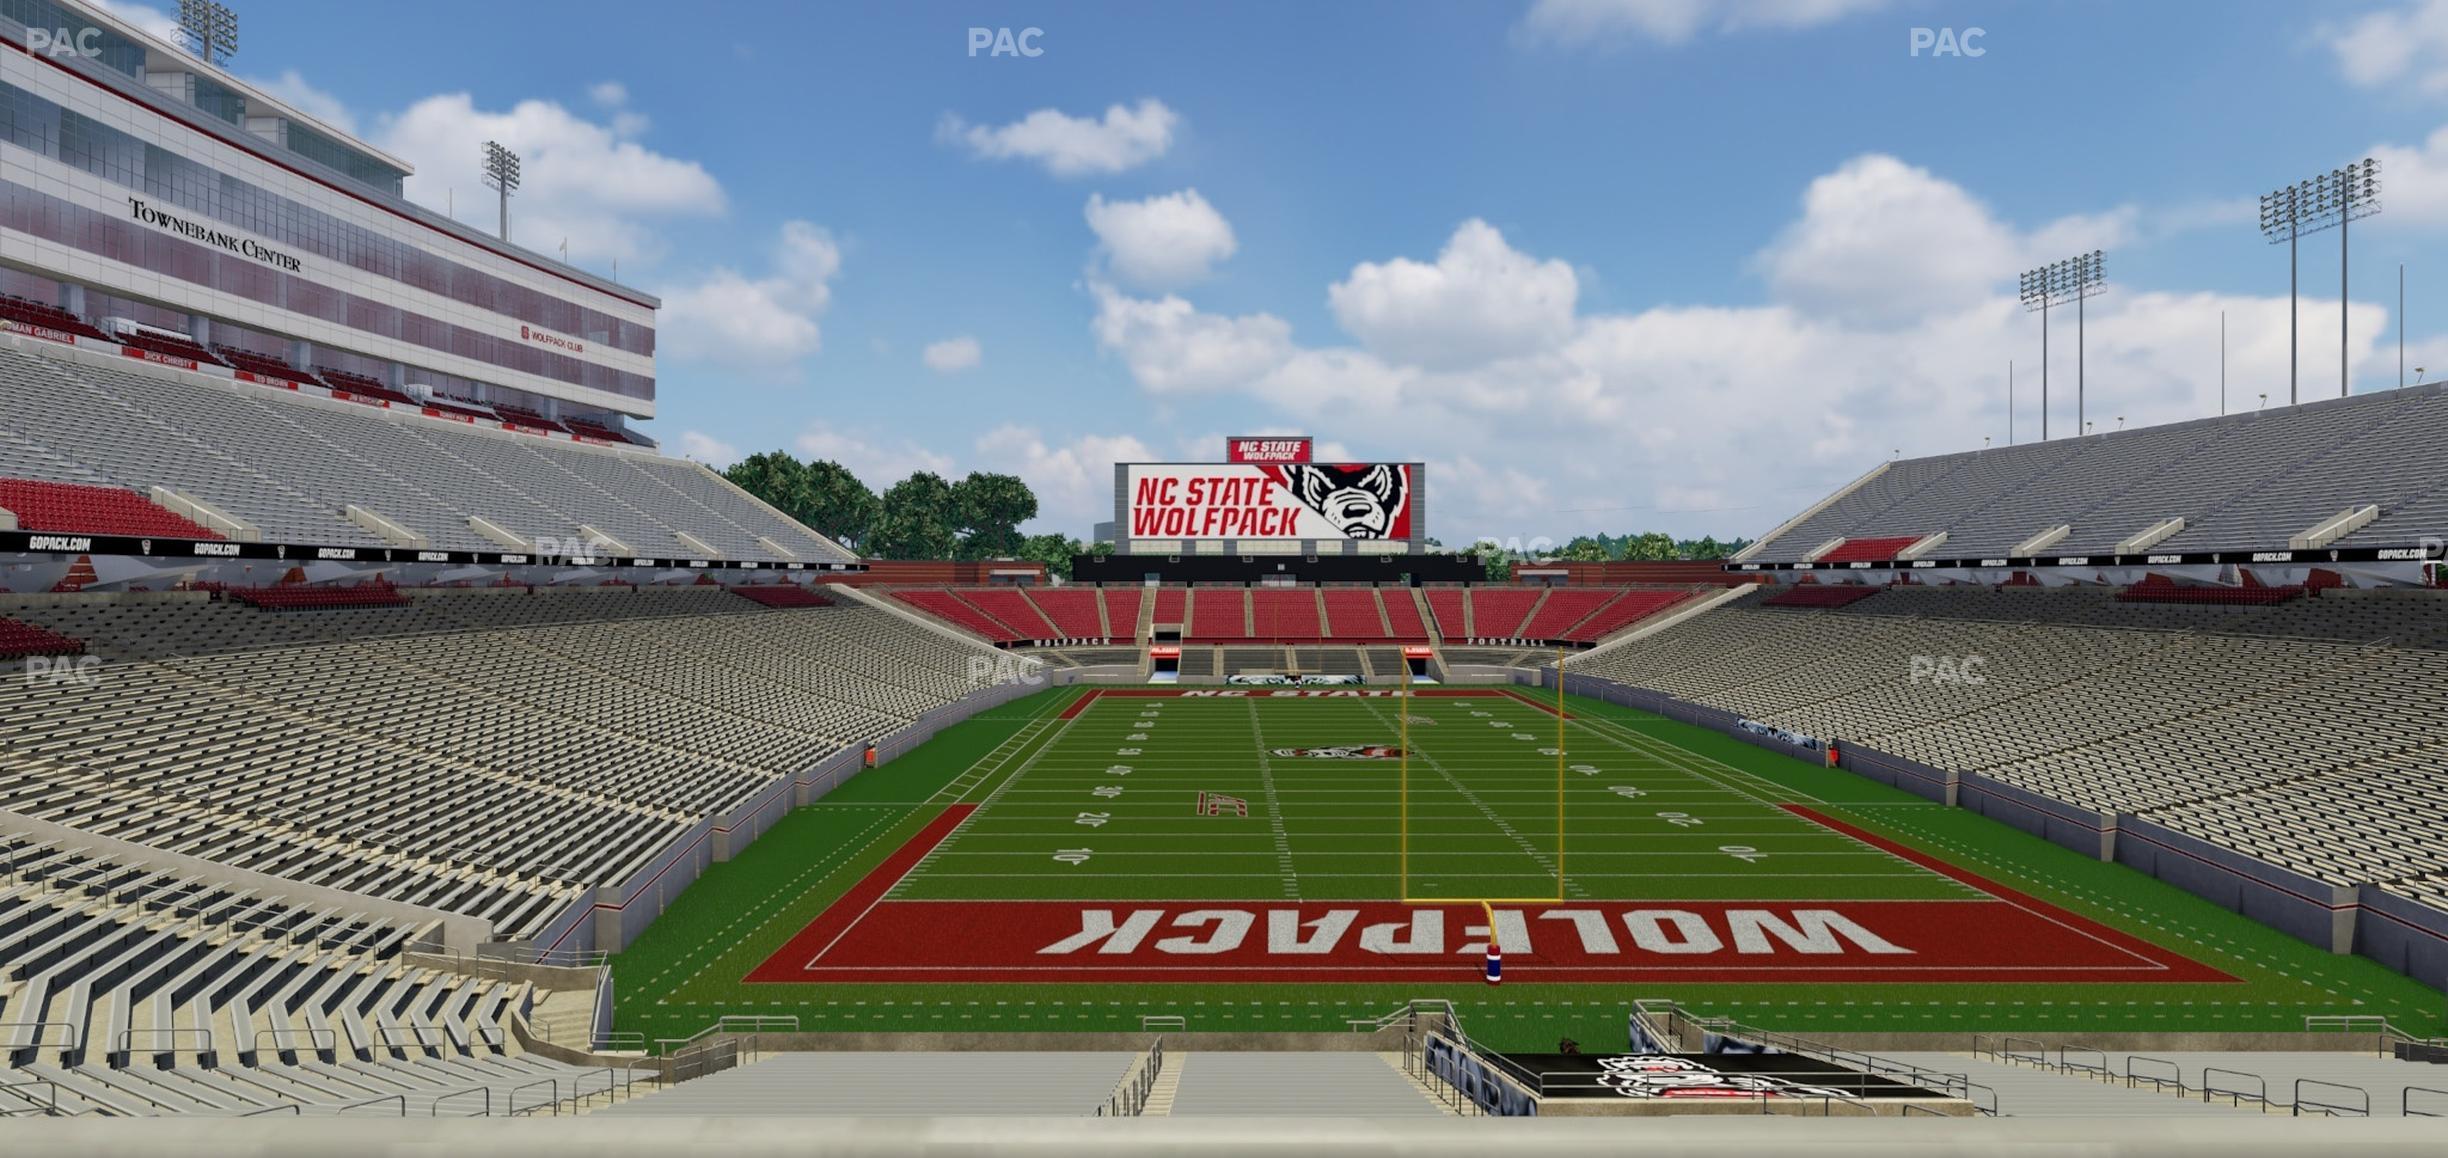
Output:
[606, 686, 1081, 1030]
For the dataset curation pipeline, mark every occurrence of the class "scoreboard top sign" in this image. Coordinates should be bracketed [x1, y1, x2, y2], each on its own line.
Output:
[1226, 436, 1312, 464]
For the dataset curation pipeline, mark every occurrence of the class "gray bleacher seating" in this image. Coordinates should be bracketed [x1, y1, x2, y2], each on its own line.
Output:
[0, 343, 854, 563]
[1746, 382, 2448, 561]
[0, 589, 1007, 943]
[1571, 584, 2448, 910]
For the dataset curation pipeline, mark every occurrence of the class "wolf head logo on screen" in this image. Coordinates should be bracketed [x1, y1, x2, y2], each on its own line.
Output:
[1280, 463, 1407, 539]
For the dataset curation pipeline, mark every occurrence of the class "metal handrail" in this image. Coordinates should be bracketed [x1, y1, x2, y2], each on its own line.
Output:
[377, 1023, 443, 1051]
[1997, 1035, 2047, 1067]
[2124, 1055, 2183, 1094]
[430, 1085, 491, 1117]
[506, 1077, 559, 1117]
[1141, 1015, 1186, 1032]
[336, 1093, 406, 1116]
[2292, 1077, 2369, 1117]
[236, 1102, 301, 1116]
[653, 1014, 798, 1056]
[116, 1026, 214, 1059]
[0, 1078, 61, 1117]
[252, 1026, 335, 1058]
[2054, 1044, 2109, 1079]
[0, 1021, 81, 1053]
[2405, 1086, 2448, 1117]
[2201, 1067, 2267, 1108]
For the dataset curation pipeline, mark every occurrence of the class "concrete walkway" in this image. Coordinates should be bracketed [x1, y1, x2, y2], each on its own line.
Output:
[1166, 1052, 1451, 1117]
[596, 1052, 1137, 1116]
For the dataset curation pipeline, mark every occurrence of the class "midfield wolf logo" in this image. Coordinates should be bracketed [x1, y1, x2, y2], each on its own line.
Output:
[1279, 463, 1408, 539]
[1269, 745, 1403, 759]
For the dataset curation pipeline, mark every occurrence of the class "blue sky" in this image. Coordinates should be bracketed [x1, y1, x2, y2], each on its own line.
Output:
[106, 0, 2448, 544]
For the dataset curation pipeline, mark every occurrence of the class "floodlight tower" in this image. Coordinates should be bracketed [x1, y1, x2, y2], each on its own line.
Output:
[177, 0, 237, 67]
[2261, 158, 2380, 402]
[481, 141, 521, 244]
[2018, 251, 2106, 439]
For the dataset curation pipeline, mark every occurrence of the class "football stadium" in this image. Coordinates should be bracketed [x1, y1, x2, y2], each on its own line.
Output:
[1, 0, 2446, 1153]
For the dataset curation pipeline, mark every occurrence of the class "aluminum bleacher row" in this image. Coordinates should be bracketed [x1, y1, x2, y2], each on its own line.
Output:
[884, 584, 1702, 648]
[1571, 583, 2448, 914]
[1741, 381, 2448, 563]
[0, 828, 627, 1117]
[0, 587, 1005, 952]
[0, 343, 853, 563]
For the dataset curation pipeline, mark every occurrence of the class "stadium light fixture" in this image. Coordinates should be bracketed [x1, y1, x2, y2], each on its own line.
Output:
[482, 141, 521, 244]
[2018, 251, 2106, 439]
[2260, 158, 2379, 402]
[176, 0, 237, 67]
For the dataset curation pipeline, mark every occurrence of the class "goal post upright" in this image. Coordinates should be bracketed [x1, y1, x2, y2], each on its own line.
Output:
[1399, 681, 1410, 902]
[1556, 645, 1567, 895]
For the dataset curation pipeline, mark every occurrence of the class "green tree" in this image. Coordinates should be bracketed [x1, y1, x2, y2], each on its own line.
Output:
[800, 459, 879, 550]
[952, 471, 1038, 560]
[725, 451, 812, 523]
[1560, 535, 1611, 562]
[1468, 538, 1513, 582]
[1618, 531, 1680, 561]
[868, 472, 961, 560]
[1018, 532, 1085, 580]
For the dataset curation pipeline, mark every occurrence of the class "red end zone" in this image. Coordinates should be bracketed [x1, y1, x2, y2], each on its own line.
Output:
[745, 801, 2235, 986]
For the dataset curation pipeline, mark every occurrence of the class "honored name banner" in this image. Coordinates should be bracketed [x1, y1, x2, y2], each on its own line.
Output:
[0, 529, 861, 572]
[1726, 543, 2444, 571]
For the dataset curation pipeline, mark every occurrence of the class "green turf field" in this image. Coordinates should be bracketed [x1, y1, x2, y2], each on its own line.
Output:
[607, 685, 2447, 1051]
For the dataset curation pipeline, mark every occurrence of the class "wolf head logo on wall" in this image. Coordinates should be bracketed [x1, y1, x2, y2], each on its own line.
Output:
[1280, 463, 1408, 539]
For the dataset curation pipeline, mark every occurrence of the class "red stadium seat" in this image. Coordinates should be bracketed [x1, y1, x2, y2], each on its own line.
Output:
[0, 477, 224, 540]
[1819, 535, 1925, 563]
[0, 616, 84, 660]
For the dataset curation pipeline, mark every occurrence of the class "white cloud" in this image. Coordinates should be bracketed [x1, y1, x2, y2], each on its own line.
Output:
[244, 69, 357, 135]
[1756, 154, 2135, 328]
[1090, 284, 1294, 393]
[91, 0, 182, 45]
[2328, 0, 2448, 94]
[1520, 0, 1888, 46]
[1085, 189, 1239, 287]
[658, 222, 842, 371]
[377, 92, 724, 269]
[976, 426, 1159, 533]
[1088, 155, 2395, 543]
[922, 335, 983, 373]
[588, 81, 629, 108]
[941, 99, 1179, 177]
[1328, 219, 1580, 367]
[793, 422, 956, 486]
[672, 430, 740, 468]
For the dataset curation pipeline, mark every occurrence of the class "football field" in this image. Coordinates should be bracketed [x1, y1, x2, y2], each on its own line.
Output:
[612, 686, 2444, 1044]
[741, 688, 2222, 987]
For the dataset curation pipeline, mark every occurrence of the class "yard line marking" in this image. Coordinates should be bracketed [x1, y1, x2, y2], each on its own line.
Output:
[1245, 698, 1303, 898]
